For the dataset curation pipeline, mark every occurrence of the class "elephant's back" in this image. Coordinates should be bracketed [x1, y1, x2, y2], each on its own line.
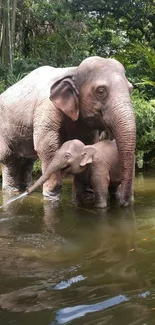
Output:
[0, 66, 77, 112]
[94, 140, 118, 158]
[94, 140, 120, 171]
[0, 66, 56, 156]
[0, 66, 56, 107]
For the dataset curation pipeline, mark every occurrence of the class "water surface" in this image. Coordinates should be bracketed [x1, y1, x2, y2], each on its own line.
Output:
[0, 174, 155, 324]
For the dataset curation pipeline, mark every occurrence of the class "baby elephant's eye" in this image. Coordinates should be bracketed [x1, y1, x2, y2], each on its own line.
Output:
[65, 152, 71, 160]
[96, 86, 106, 98]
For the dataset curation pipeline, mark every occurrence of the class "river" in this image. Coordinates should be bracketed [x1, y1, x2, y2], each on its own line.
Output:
[0, 173, 155, 325]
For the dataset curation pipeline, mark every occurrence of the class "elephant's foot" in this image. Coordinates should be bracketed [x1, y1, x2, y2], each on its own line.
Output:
[94, 193, 108, 209]
[43, 177, 62, 202]
[42, 176, 62, 202]
[117, 192, 134, 207]
[72, 197, 82, 207]
[94, 201, 107, 209]
[116, 185, 134, 207]
[43, 184, 62, 202]
[84, 188, 95, 202]
[73, 200, 83, 207]
[43, 191, 61, 202]
[118, 196, 134, 207]
[3, 183, 32, 193]
[2, 185, 20, 194]
[119, 198, 129, 207]
[72, 192, 84, 206]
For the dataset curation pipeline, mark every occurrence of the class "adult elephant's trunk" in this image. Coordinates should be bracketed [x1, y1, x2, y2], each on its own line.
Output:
[27, 155, 62, 195]
[108, 100, 136, 206]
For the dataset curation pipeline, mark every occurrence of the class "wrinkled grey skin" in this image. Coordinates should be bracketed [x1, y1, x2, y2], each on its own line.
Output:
[27, 139, 134, 208]
[0, 56, 136, 206]
[0, 66, 97, 200]
[27, 140, 88, 195]
[50, 57, 136, 206]
[73, 140, 122, 208]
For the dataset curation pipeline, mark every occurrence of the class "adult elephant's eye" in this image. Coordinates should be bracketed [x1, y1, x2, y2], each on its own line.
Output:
[96, 86, 106, 98]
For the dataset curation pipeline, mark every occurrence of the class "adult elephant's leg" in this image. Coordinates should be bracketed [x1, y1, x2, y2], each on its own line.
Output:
[2, 157, 34, 192]
[18, 158, 34, 190]
[0, 135, 12, 161]
[41, 160, 62, 200]
[34, 130, 62, 201]
[1, 156, 21, 192]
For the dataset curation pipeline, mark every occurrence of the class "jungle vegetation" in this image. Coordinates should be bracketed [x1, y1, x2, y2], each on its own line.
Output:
[0, 0, 155, 171]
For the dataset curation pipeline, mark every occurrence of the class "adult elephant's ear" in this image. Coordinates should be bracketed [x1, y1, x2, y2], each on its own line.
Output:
[50, 77, 79, 121]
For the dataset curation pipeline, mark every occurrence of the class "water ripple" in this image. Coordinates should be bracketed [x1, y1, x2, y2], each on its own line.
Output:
[54, 275, 86, 290]
[55, 294, 129, 324]
[0, 192, 27, 209]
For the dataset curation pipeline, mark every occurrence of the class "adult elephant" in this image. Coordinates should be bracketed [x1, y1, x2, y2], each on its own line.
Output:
[50, 57, 136, 206]
[0, 57, 136, 206]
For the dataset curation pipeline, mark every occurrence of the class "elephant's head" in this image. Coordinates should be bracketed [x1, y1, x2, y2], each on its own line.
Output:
[27, 140, 96, 195]
[50, 56, 136, 206]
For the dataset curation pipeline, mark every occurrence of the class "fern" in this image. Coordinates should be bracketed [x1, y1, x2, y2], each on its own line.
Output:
[7, 72, 27, 86]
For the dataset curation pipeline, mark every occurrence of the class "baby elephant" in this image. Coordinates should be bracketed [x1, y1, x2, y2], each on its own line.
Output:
[72, 140, 121, 208]
[27, 139, 123, 208]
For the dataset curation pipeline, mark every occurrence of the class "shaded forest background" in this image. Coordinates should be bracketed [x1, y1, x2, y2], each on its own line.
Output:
[0, 0, 155, 170]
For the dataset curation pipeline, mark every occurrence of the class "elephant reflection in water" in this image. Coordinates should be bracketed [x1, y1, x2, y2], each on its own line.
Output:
[0, 191, 83, 264]
[94, 208, 137, 276]
[0, 191, 137, 264]
[0, 203, 152, 322]
[0, 191, 60, 232]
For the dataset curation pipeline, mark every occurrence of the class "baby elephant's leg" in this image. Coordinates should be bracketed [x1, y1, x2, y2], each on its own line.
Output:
[72, 174, 86, 206]
[109, 184, 119, 202]
[91, 165, 110, 208]
[42, 162, 62, 201]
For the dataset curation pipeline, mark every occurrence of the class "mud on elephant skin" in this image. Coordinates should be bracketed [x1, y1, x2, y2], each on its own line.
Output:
[26, 139, 135, 208]
[0, 56, 136, 206]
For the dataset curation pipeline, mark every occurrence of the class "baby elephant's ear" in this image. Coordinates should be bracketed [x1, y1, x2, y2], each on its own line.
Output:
[50, 77, 79, 121]
[80, 145, 96, 167]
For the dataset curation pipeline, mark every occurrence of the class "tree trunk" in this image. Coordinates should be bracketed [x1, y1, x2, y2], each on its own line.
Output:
[11, 0, 17, 63]
[18, 8, 23, 58]
[1, 0, 8, 65]
[7, 0, 13, 70]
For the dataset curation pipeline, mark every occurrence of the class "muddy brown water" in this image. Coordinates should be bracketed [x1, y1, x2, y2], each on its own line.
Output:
[0, 174, 155, 324]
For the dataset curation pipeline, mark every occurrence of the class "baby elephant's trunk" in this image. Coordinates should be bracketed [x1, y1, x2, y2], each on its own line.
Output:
[27, 158, 61, 195]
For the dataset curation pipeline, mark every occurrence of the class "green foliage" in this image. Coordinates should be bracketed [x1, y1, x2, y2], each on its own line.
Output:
[0, 0, 155, 168]
[116, 42, 155, 98]
[0, 80, 6, 94]
[0, 67, 28, 92]
[7, 71, 27, 87]
[1, 0, 155, 96]
[132, 90, 155, 166]
[33, 160, 41, 175]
